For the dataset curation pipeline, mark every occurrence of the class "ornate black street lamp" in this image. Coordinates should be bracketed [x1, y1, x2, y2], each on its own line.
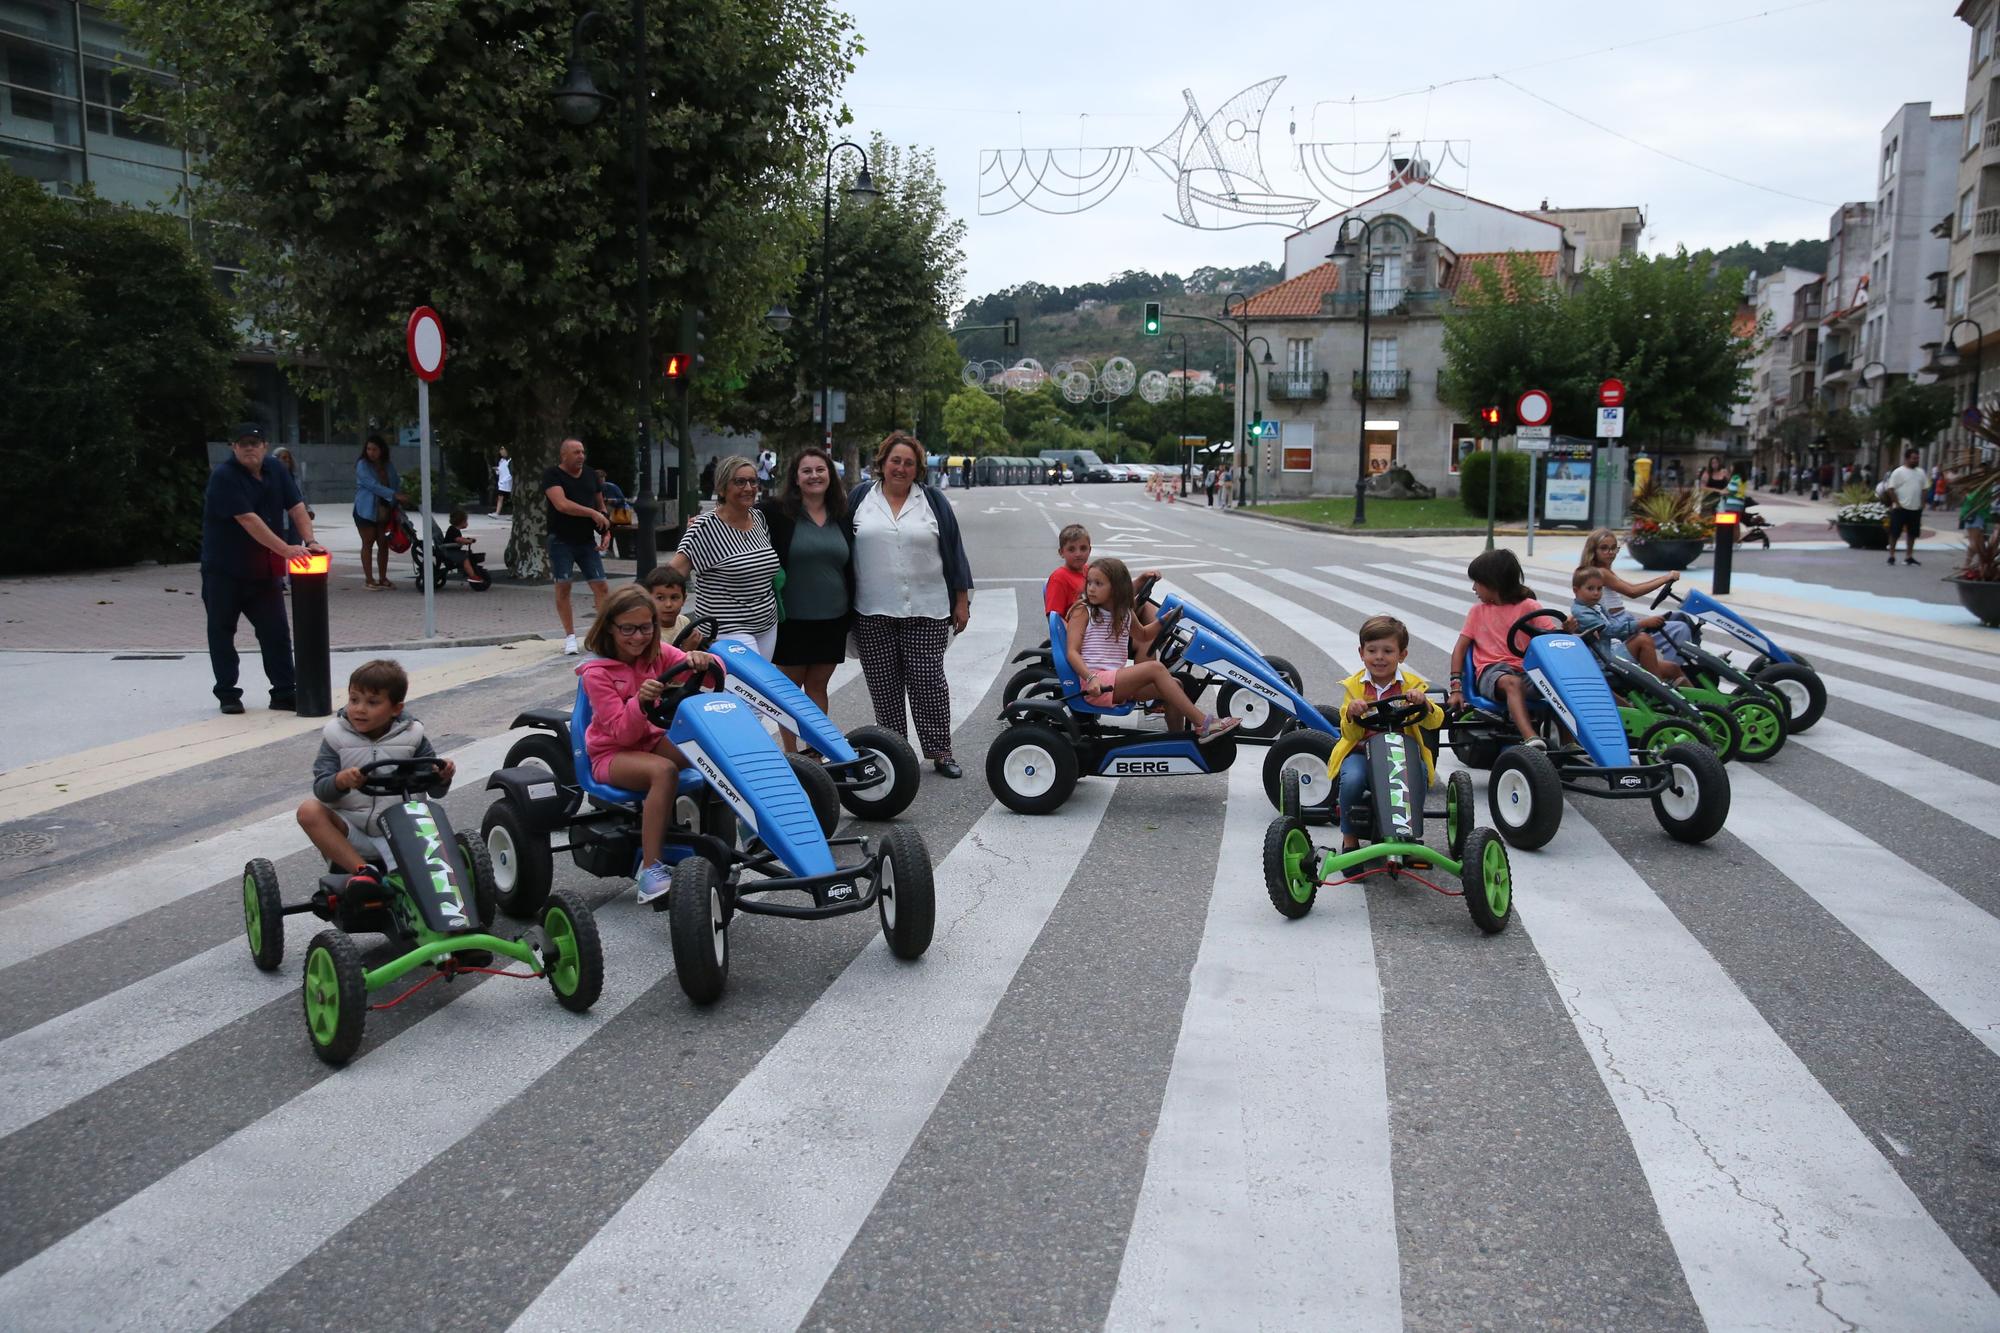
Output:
[817, 142, 878, 451]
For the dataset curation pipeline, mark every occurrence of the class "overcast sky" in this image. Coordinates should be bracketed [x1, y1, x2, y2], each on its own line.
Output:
[837, 0, 1969, 304]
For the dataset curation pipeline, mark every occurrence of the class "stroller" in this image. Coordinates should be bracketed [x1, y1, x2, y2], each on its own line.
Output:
[1699, 488, 1772, 549]
[398, 511, 492, 591]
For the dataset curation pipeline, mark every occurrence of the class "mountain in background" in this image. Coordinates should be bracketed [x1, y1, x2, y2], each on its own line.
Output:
[1710, 237, 1830, 280]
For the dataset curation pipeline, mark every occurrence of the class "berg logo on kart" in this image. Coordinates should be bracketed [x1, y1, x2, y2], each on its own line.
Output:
[408, 808, 468, 928]
[701, 700, 734, 713]
[825, 881, 855, 902]
[1620, 775, 1643, 788]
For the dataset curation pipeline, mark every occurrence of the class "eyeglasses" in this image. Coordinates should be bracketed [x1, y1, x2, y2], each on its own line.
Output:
[612, 621, 656, 638]
[728, 476, 758, 488]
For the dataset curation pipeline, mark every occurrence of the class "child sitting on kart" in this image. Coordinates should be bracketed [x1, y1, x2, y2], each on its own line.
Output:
[296, 659, 456, 891]
[1045, 525, 1162, 657]
[1065, 556, 1240, 744]
[640, 565, 710, 652]
[1570, 568, 1685, 683]
[1330, 616, 1444, 854]
[1577, 526, 1688, 662]
[580, 586, 720, 905]
[1446, 548, 1571, 750]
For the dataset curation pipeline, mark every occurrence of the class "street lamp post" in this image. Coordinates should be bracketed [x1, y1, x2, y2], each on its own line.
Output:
[1331, 217, 1395, 525]
[1247, 335, 1276, 506]
[1937, 319, 1985, 464]
[1166, 331, 1189, 495]
[817, 142, 878, 457]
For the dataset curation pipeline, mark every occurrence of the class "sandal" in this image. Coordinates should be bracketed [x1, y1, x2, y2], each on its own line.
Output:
[1195, 715, 1243, 745]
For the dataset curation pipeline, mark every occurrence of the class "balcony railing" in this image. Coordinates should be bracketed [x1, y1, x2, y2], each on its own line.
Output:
[1823, 349, 1851, 375]
[1978, 207, 2000, 239]
[1322, 290, 1449, 318]
[1351, 368, 1412, 401]
[1266, 370, 1329, 402]
[1986, 117, 2000, 150]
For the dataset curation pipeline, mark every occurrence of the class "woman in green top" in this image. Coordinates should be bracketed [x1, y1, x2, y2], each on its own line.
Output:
[759, 447, 855, 751]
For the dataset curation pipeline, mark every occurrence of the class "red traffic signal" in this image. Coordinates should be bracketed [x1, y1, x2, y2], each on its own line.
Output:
[1478, 405, 1502, 427]
[663, 352, 689, 382]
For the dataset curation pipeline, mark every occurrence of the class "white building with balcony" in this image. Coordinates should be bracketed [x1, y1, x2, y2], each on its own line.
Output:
[1940, 2, 2000, 455]
[1860, 103, 1957, 419]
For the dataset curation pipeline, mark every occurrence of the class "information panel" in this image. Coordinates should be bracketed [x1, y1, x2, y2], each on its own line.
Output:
[1541, 445, 1595, 527]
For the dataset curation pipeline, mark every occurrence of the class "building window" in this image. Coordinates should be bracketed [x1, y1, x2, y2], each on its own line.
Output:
[1286, 337, 1313, 374]
[1368, 336, 1399, 373]
[1952, 271, 1969, 315]
[1881, 136, 1899, 183]
[1980, 14, 1995, 70]
[1964, 188, 1978, 237]
[1971, 103, 1986, 154]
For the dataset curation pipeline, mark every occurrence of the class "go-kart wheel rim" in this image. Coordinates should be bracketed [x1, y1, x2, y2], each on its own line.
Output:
[304, 948, 341, 1047]
[1766, 676, 1810, 719]
[1003, 743, 1058, 799]
[242, 874, 261, 946]
[878, 854, 897, 929]
[1648, 723, 1702, 756]
[1697, 711, 1732, 751]
[1494, 767, 1535, 827]
[1734, 702, 1782, 754]
[1279, 753, 1333, 812]
[1225, 689, 1272, 732]
[1659, 762, 1701, 822]
[1282, 826, 1316, 904]
[708, 886, 727, 966]
[542, 904, 583, 997]
[1480, 838, 1512, 918]
[486, 823, 519, 894]
[851, 748, 894, 804]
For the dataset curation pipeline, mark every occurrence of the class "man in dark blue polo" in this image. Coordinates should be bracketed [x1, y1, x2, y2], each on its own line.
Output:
[201, 429, 323, 714]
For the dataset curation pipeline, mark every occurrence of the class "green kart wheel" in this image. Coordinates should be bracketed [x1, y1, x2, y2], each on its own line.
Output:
[1692, 702, 1741, 763]
[1445, 770, 1474, 864]
[1640, 717, 1706, 758]
[302, 930, 367, 1066]
[1728, 696, 1787, 763]
[1262, 816, 1318, 919]
[540, 888, 604, 1013]
[1460, 828, 1512, 935]
[243, 858, 284, 972]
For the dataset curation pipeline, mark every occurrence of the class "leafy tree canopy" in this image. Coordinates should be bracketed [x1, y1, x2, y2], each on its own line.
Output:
[1868, 380, 1956, 447]
[1710, 237, 1828, 281]
[940, 386, 1008, 454]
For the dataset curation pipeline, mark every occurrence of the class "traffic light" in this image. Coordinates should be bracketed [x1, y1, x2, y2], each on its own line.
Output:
[664, 307, 706, 389]
[663, 352, 690, 382]
[1143, 301, 1162, 335]
[1251, 414, 1275, 439]
[1003, 316, 1020, 348]
[1478, 405, 1502, 429]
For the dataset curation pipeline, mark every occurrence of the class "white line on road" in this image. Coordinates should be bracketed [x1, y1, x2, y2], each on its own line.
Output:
[1790, 718, 2000, 840]
[1277, 567, 1461, 652]
[1108, 760, 1400, 1332]
[827, 583, 1018, 725]
[511, 782, 1117, 1333]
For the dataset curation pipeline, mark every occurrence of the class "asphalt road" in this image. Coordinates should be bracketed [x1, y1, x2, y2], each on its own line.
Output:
[3, 488, 1998, 1331]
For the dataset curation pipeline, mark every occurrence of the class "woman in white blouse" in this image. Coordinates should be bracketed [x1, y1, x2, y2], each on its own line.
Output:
[845, 432, 974, 778]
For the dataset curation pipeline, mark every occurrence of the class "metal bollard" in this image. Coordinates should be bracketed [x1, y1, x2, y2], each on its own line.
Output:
[289, 551, 333, 717]
[1712, 509, 1738, 597]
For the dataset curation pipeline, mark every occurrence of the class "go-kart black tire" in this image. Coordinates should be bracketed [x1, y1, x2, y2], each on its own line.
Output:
[1262, 729, 1338, 823]
[1279, 768, 1303, 821]
[481, 799, 553, 919]
[877, 823, 935, 960]
[1487, 746, 1562, 851]
[243, 858, 285, 972]
[503, 731, 575, 787]
[467, 576, 492, 592]
[669, 856, 729, 1004]
[986, 724, 1079, 815]
[839, 724, 920, 821]
[1651, 741, 1730, 843]
[1263, 654, 1306, 693]
[456, 831, 497, 928]
[1214, 683, 1287, 741]
[1755, 663, 1825, 733]
[540, 887, 603, 1013]
[1002, 666, 1061, 706]
[302, 929, 367, 1066]
[1459, 827, 1513, 935]
[1445, 770, 1474, 864]
[787, 752, 840, 837]
[1692, 702, 1741, 763]
[1727, 695, 1787, 763]
[1264, 815, 1318, 919]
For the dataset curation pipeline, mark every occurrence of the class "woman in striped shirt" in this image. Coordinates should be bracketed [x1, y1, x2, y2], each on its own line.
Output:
[667, 455, 781, 658]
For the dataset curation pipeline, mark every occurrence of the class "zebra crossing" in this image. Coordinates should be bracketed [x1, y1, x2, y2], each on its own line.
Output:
[3, 551, 1999, 1330]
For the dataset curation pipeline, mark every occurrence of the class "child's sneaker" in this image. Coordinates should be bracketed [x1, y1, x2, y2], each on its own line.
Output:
[634, 860, 672, 905]
[1195, 715, 1243, 745]
[1524, 737, 1548, 751]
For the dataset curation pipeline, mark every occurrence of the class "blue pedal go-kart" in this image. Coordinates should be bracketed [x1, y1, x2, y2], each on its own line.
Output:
[480, 660, 934, 1004]
[1447, 608, 1731, 849]
[1649, 585, 1827, 731]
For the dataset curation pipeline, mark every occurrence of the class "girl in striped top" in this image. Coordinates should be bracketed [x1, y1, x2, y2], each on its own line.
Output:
[1064, 557, 1240, 743]
[668, 455, 782, 658]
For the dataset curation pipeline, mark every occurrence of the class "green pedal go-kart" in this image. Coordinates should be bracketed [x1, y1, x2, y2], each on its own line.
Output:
[1263, 696, 1513, 935]
[242, 757, 604, 1066]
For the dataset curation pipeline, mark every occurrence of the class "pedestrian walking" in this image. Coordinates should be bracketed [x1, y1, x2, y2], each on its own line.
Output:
[1205, 461, 1218, 507]
[1879, 447, 1928, 566]
[492, 445, 512, 517]
[760, 446, 853, 753]
[667, 455, 782, 658]
[201, 430, 322, 714]
[542, 437, 611, 654]
[353, 435, 407, 591]
[847, 431, 973, 778]
[699, 456, 717, 506]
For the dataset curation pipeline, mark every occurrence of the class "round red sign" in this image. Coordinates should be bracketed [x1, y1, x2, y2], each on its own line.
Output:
[1598, 378, 1625, 407]
[1515, 389, 1552, 427]
[406, 306, 446, 383]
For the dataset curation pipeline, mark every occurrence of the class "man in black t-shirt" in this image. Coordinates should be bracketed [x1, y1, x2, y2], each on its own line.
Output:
[200, 430, 323, 713]
[542, 437, 610, 653]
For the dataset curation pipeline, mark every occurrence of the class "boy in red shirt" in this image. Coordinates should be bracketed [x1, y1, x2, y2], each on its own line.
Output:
[1044, 524, 1092, 615]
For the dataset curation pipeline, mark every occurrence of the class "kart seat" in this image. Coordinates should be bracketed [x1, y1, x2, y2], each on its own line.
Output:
[568, 681, 649, 810]
[1046, 612, 1133, 717]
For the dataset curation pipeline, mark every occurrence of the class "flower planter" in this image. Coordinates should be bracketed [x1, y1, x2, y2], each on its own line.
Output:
[1627, 537, 1704, 571]
[1951, 576, 2000, 627]
[1834, 520, 1890, 550]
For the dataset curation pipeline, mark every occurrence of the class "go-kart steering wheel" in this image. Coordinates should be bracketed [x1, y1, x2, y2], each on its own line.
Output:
[1152, 605, 1188, 669]
[672, 614, 719, 652]
[1354, 694, 1433, 733]
[644, 656, 726, 728]
[1505, 607, 1570, 657]
[1650, 582, 1684, 611]
[355, 756, 446, 798]
[1134, 574, 1159, 609]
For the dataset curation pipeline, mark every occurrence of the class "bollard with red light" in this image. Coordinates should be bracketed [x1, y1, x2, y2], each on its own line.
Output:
[1712, 509, 1739, 597]
[289, 549, 334, 717]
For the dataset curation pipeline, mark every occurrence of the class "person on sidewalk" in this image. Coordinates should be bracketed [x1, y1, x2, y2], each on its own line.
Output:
[353, 436, 407, 591]
[201, 430, 323, 714]
[492, 445, 512, 517]
[1879, 447, 1929, 566]
[543, 437, 611, 655]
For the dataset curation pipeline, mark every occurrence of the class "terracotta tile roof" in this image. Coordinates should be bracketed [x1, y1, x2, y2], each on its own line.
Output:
[1442, 251, 1561, 298]
[1235, 261, 1343, 317]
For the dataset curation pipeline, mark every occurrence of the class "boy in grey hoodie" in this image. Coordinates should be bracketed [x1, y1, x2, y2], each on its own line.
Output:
[296, 659, 456, 887]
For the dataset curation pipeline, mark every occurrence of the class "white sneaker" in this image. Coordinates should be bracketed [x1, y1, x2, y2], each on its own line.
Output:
[634, 860, 672, 905]
[563, 634, 579, 655]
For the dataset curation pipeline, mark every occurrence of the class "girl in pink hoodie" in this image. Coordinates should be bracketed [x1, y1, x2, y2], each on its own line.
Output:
[577, 585, 721, 904]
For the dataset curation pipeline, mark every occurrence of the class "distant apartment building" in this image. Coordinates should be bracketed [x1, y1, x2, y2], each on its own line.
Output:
[1525, 202, 1647, 269]
[1738, 267, 1821, 474]
[1815, 201, 1876, 435]
[1862, 102, 1957, 444]
[1942, 0, 2000, 453]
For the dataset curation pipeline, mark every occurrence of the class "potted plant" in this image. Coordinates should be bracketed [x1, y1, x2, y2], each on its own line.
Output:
[1829, 482, 1891, 549]
[1628, 487, 1710, 570]
[1950, 477, 1999, 626]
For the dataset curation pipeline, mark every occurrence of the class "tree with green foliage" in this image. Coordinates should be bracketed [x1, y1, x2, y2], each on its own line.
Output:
[941, 387, 1009, 454]
[1711, 237, 1828, 280]
[0, 172, 240, 572]
[1867, 380, 1956, 449]
[116, 0, 857, 576]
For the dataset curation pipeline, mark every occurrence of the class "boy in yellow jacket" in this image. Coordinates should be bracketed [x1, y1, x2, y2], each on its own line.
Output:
[1329, 615, 1444, 852]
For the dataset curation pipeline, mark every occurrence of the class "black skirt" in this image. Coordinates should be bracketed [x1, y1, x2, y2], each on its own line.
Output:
[772, 614, 850, 666]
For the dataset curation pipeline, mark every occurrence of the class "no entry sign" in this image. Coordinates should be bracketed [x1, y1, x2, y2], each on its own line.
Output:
[1599, 378, 1626, 408]
[406, 307, 447, 382]
[1515, 389, 1552, 428]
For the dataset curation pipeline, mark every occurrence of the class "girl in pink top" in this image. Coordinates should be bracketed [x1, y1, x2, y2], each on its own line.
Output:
[1064, 557, 1240, 744]
[1445, 548, 1567, 749]
[576, 585, 720, 904]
